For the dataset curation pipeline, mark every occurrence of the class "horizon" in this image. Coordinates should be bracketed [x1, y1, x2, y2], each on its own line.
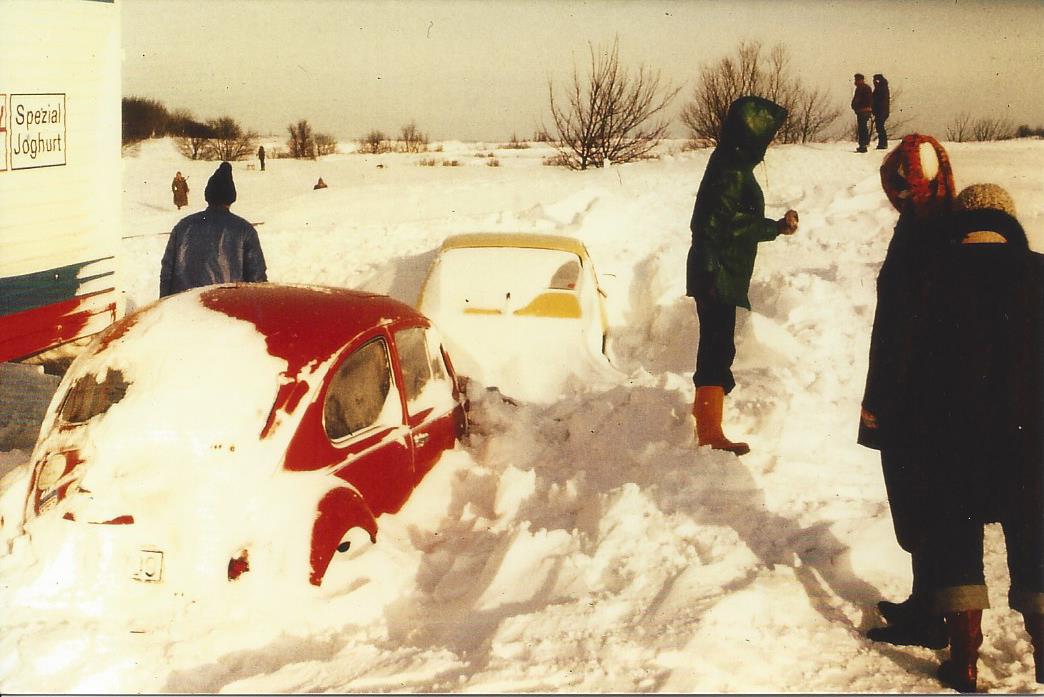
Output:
[122, 0, 1044, 143]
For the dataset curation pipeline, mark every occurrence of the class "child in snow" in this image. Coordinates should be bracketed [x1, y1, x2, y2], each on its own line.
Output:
[685, 95, 799, 456]
[861, 134, 954, 650]
[910, 184, 1044, 693]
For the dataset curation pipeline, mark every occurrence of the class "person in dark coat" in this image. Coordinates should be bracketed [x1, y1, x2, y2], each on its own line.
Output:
[159, 161, 268, 298]
[257, 145, 266, 172]
[171, 171, 189, 210]
[851, 73, 873, 153]
[861, 134, 955, 650]
[910, 184, 1044, 693]
[686, 96, 799, 456]
[872, 74, 890, 150]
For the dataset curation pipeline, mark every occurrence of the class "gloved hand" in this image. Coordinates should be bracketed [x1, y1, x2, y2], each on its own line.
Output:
[778, 209, 799, 235]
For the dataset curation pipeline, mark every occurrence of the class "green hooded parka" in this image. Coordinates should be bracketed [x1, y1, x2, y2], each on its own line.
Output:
[686, 96, 788, 309]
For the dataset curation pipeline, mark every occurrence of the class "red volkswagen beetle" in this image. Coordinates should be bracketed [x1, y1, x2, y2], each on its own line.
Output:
[18, 284, 467, 601]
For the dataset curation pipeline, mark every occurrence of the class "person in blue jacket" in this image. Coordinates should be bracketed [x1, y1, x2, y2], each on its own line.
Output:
[160, 161, 268, 298]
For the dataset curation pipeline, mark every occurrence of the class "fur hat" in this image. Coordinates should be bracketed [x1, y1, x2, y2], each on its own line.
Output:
[952, 183, 1026, 246]
[880, 134, 954, 218]
[204, 161, 237, 206]
[854, 73, 865, 80]
[955, 183, 1016, 216]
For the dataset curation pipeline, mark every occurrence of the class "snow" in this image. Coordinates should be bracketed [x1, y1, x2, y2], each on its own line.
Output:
[2, 135, 1044, 692]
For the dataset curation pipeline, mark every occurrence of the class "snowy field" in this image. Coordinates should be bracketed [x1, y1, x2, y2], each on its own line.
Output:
[1, 136, 1043, 693]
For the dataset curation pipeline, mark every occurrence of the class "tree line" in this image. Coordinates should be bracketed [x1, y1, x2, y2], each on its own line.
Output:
[123, 40, 1040, 171]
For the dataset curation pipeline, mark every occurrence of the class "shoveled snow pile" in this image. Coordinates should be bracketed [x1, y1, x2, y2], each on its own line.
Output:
[1, 136, 1042, 693]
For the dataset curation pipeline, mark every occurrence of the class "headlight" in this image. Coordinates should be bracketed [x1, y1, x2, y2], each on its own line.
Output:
[36, 453, 68, 491]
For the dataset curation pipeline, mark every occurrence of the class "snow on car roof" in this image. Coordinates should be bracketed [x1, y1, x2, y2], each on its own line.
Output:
[439, 233, 591, 261]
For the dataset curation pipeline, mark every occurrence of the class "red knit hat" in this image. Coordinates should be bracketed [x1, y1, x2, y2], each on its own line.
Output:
[880, 134, 954, 218]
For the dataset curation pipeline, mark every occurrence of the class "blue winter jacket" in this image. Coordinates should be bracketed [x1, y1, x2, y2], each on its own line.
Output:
[159, 206, 268, 298]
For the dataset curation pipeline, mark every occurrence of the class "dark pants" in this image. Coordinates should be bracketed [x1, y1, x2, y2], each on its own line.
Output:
[693, 293, 737, 394]
[856, 113, 871, 150]
[874, 114, 888, 149]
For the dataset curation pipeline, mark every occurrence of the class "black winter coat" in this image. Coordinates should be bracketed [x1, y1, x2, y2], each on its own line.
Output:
[159, 206, 268, 298]
[872, 79, 890, 120]
[909, 212, 1043, 522]
[858, 211, 949, 449]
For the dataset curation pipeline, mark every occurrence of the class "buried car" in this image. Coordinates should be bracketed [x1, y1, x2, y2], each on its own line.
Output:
[14, 283, 467, 606]
[417, 233, 615, 403]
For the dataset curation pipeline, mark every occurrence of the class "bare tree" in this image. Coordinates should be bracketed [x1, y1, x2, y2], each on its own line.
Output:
[971, 116, 1015, 141]
[315, 132, 338, 156]
[681, 41, 840, 146]
[359, 129, 390, 154]
[399, 121, 429, 153]
[546, 37, 681, 170]
[175, 120, 216, 160]
[203, 117, 257, 161]
[287, 120, 316, 159]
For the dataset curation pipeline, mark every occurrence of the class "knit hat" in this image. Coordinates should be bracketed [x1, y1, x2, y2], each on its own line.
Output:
[955, 183, 1016, 216]
[880, 134, 955, 218]
[204, 161, 237, 206]
[952, 183, 1026, 247]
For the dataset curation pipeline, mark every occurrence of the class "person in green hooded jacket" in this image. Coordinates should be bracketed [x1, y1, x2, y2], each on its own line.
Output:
[686, 96, 799, 456]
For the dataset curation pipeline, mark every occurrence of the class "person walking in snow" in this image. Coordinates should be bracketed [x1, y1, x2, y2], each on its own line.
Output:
[257, 144, 266, 172]
[851, 73, 873, 153]
[871, 74, 890, 150]
[686, 95, 799, 456]
[171, 171, 189, 210]
[908, 184, 1044, 693]
[861, 134, 955, 651]
[159, 161, 268, 298]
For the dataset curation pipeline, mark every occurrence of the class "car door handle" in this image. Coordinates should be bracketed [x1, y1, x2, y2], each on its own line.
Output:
[414, 432, 429, 446]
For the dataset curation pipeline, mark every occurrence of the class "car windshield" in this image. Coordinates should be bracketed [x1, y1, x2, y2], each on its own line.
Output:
[425, 247, 582, 315]
[59, 369, 130, 424]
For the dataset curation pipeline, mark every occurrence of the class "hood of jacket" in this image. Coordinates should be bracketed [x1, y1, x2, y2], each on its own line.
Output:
[718, 96, 788, 166]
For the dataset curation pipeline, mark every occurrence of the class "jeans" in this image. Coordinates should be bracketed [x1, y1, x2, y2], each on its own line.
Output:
[874, 115, 888, 149]
[856, 112, 871, 150]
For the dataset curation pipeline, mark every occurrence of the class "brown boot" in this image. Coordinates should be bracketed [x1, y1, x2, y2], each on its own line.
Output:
[1023, 613, 1044, 684]
[693, 386, 750, 456]
[937, 610, 983, 693]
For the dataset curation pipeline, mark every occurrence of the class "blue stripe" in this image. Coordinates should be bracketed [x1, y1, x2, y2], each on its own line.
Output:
[0, 258, 115, 316]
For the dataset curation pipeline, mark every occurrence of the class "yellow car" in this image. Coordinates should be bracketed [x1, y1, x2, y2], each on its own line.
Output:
[418, 233, 611, 402]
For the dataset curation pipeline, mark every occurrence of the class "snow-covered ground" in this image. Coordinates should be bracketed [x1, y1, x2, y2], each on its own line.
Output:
[1, 136, 1043, 693]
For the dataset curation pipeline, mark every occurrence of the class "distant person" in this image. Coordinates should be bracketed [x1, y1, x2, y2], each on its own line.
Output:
[159, 161, 267, 298]
[851, 73, 873, 153]
[872, 74, 890, 150]
[313, 177, 328, 190]
[686, 96, 799, 456]
[861, 134, 955, 650]
[171, 171, 189, 210]
[257, 145, 266, 171]
[909, 184, 1044, 693]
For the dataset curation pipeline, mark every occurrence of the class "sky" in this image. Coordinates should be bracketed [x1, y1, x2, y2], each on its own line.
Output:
[120, 0, 1044, 142]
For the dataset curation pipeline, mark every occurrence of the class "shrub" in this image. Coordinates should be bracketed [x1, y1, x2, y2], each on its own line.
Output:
[359, 130, 390, 154]
[315, 132, 338, 156]
[486, 158, 501, 167]
[399, 121, 429, 153]
[287, 120, 316, 159]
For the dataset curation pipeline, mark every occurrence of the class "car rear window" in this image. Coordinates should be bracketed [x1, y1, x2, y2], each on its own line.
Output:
[323, 339, 399, 441]
[59, 369, 130, 424]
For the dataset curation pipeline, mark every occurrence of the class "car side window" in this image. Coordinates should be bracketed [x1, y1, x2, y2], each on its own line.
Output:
[395, 326, 452, 410]
[323, 338, 400, 441]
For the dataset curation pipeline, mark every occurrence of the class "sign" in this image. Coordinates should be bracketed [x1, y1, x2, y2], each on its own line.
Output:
[10, 93, 66, 170]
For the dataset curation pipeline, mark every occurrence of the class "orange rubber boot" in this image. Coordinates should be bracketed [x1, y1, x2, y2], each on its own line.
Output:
[937, 610, 983, 693]
[693, 386, 750, 456]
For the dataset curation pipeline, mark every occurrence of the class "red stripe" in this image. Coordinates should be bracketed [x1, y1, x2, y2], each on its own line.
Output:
[0, 289, 117, 362]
